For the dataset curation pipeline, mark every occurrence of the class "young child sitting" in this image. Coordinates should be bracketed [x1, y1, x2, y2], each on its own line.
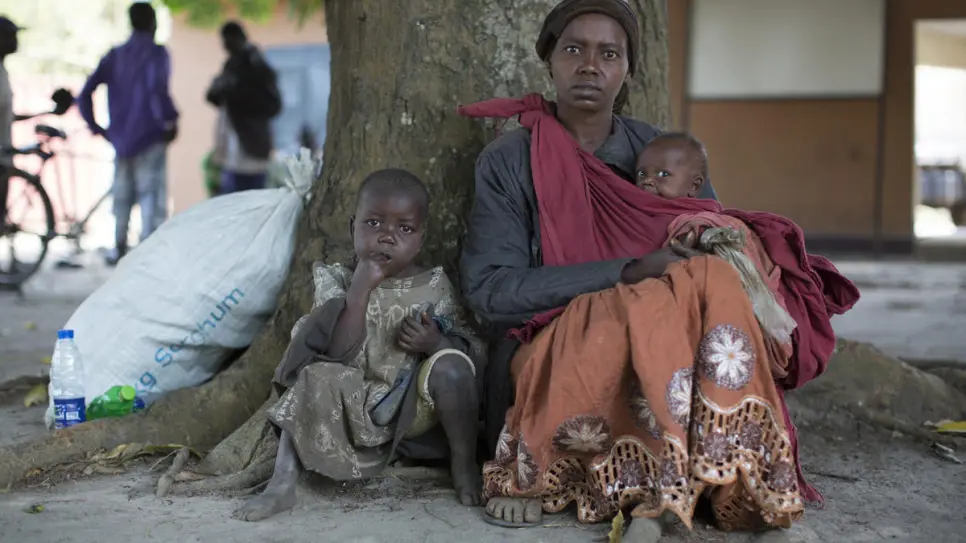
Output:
[233, 168, 485, 522]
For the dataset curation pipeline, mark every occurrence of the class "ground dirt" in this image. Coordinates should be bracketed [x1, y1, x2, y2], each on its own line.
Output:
[1, 418, 960, 543]
[1, 259, 965, 542]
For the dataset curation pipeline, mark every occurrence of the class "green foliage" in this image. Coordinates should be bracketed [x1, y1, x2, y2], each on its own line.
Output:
[161, 0, 227, 28]
[3, 0, 132, 75]
[160, 0, 322, 28]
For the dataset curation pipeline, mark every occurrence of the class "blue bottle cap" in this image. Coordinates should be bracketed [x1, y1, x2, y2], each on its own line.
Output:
[57, 329, 74, 340]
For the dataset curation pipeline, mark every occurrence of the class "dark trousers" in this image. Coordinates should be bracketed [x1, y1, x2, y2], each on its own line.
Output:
[219, 171, 267, 195]
[0, 165, 9, 229]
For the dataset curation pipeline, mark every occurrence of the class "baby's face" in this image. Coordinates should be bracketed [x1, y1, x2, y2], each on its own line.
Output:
[635, 140, 702, 199]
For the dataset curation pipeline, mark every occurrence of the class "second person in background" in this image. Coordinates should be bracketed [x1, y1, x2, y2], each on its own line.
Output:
[207, 21, 282, 196]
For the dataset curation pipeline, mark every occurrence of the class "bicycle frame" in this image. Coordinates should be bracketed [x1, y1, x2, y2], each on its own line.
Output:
[7, 131, 113, 250]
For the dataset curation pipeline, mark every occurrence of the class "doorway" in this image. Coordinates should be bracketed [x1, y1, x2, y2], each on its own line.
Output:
[914, 20, 966, 239]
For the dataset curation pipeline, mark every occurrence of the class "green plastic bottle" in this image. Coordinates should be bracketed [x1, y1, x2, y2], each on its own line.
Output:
[87, 385, 141, 420]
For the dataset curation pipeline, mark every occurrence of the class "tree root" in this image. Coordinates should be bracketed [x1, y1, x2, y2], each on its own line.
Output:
[156, 448, 191, 497]
[160, 450, 275, 497]
[0, 320, 291, 490]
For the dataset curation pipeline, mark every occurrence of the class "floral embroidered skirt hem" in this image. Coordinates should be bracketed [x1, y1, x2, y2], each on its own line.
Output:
[483, 256, 805, 531]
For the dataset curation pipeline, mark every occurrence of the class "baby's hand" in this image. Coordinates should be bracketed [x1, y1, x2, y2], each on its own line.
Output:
[397, 312, 444, 355]
[669, 231, 706, 258]
[673, 231, 697, 249]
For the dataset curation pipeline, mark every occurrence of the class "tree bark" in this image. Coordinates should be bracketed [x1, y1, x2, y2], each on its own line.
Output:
[624, 0, 670, 128]
[0, 0, 671, 489]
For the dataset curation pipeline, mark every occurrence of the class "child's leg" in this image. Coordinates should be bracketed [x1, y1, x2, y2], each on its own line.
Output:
[426, 352, 482, 506]
[232, 429, 302, 522]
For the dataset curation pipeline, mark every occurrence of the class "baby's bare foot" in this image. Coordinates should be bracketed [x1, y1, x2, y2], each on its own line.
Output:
[450, 454, 482, 506]
[231, 483, 297, 522]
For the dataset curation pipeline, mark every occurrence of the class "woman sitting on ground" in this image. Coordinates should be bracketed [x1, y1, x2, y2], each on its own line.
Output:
[457, 0, 859, 540]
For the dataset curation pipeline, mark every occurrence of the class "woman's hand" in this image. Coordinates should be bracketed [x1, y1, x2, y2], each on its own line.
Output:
[620, 240, 706, 285]
[397, 312, 448, 355]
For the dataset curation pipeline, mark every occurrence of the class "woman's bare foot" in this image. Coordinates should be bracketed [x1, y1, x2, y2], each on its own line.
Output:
[450, 452, 483, 506]
[231, 479, 297, 522]
[484, 497, 543, 526]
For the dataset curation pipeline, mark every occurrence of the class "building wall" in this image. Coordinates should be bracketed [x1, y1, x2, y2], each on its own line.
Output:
[670, 0, 888, 248]
[689, 99, 880, 236]
[669, 0, 966, 252]
[166, 13, 327, 214]
[917, 28, 966, 68]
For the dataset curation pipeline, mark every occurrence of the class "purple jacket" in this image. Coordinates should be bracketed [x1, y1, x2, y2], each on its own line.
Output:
[77, 32, 179, 158]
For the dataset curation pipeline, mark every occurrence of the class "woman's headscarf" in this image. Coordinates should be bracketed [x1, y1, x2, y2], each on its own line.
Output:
[535, 0, 640, 113]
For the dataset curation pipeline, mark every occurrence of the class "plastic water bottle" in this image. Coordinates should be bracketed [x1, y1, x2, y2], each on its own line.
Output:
[50, 329, 86, 429]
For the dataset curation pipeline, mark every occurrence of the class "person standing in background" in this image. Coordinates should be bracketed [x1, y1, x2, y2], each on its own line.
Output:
[0, 16, 22, 240]
[0, 17, 71, 261]
[77, 2, 178, 266]
[207, 21, 281, 195]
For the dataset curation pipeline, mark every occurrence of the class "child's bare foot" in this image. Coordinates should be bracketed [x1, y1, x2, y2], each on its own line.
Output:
[450, 452, 483, 505]
[231, 480, 297, 522]
[233, 429, 302, 522]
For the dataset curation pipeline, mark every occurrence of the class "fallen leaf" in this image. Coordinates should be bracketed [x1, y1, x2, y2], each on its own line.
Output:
[90, 443, 143, 463]
[40, 356, 51, 365]
[608, 510, 625, 543]
[936, 421, 966, 435]
[923, 419, 955, 429]
[23, 384, 47, 407]
[143, 444, 201, 458]
[23, 503, 44, 514]
[23, 468, 42, 478]
[23, 321, 36, 331]
[87, 443, 200, 468]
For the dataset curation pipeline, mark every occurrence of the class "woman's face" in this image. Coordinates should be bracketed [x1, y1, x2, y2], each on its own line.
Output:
[548, 13, 629, 113]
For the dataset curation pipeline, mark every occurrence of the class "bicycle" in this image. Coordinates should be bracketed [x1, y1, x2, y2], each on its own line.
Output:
[0, 123, 113, 289]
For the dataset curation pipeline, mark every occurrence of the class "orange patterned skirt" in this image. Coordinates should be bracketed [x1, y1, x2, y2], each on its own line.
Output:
[483, 256, 805, 530]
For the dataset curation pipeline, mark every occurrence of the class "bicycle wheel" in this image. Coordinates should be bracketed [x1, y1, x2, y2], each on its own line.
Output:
[0, 171, 55, 287]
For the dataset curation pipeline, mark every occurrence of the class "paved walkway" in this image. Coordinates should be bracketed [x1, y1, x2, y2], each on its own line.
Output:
[831, 260, 966, 365]
[0, 251, 111, 385]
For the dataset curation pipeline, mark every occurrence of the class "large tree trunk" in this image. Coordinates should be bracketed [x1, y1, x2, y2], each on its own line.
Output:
[0, 0, 670, 489]
[624, 0, 670, 128]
